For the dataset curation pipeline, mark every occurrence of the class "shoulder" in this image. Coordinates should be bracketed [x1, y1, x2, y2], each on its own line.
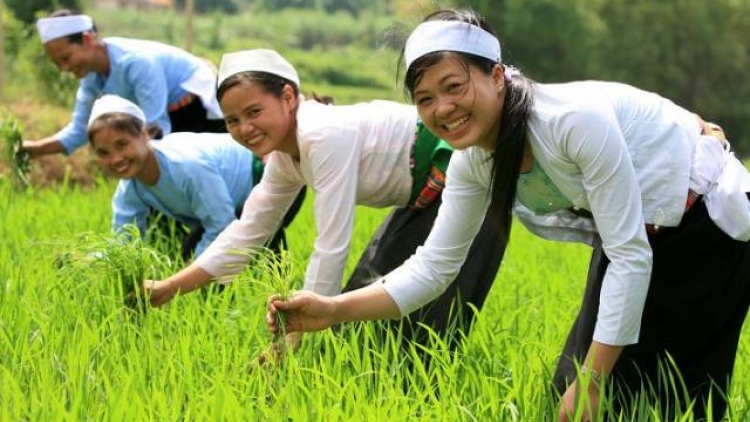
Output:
[530, 81, 625, 145]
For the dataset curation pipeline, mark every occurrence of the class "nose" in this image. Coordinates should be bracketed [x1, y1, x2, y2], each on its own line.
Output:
[237, 118, 256, 139]
[435, 95, 457, 119]
[105, 152, 124, 168]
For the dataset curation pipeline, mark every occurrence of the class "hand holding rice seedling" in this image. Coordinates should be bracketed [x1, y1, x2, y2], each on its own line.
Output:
[54, 225, 172, 311]
[232, 248, 301, 365]
[1, 113, 31, 189]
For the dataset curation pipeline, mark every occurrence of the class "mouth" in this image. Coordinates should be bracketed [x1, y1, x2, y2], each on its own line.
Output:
[443, 115, 469, 133]
[242, 133, 264, 147]
[111, 162, 130, 176]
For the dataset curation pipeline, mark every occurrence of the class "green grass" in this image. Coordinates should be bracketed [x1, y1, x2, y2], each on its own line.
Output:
[0, 177, 748, 421]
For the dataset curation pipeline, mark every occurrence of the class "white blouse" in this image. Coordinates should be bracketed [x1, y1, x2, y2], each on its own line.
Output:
[195, 99, 418, 296]
[381, 81, 750, 346]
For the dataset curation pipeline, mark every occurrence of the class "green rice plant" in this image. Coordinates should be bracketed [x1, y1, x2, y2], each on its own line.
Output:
[231, 247, 302, 362]
[1, 112, 30, 189]
[54, 225, 173, 309]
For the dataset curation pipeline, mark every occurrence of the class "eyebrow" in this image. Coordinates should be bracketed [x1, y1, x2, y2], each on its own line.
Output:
[413, 73, 460, 97]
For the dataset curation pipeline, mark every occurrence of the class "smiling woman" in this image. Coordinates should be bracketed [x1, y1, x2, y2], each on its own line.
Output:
[22, 8, 226, 159]
[266, 8, 750, 422]
[86, 94, 300, 262]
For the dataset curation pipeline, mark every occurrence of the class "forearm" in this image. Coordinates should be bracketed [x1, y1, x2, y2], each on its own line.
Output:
[23, 138, 66, 157]
[160, 264, 213, 295]
[331, 283, 401, 323]
[582, 341, 623, 378]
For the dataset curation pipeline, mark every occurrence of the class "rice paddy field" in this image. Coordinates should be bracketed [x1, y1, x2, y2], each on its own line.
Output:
[0, 178, 748, 421]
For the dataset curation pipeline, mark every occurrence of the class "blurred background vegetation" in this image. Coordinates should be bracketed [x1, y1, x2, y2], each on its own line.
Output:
[1, 0, 749, 185]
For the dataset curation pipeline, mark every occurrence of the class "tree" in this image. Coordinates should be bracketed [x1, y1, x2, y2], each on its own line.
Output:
[6, 0, 82, 25]
[174, 0, 237, 14]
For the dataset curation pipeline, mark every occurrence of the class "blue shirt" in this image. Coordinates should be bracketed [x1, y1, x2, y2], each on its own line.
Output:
[57, 37, 220, 154]
[111, 133, 254, 257]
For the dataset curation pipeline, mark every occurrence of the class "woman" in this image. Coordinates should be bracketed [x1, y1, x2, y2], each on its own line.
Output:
[88, 94, 295, 261]
[266, 9, 750, 421]
[25, 9, 225, 159]
[144, 48, 505, 350]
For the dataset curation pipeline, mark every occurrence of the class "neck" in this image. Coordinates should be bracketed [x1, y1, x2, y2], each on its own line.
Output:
[136, 147, 160, 186]
[93, 43, 110, 76]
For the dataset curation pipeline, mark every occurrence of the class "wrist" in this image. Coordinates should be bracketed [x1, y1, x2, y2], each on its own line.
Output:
[580, 364, 603, 384]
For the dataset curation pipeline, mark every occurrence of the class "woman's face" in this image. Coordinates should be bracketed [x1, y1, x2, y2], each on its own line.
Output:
[43, 34, 97, 79]
[220, 81, 299, 157]
[411, 55, 505, 152]
[91, 126, 152, 180]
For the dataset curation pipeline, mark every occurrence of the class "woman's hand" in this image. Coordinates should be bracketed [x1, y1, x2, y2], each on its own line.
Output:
[558, 378, 600, 422]
[143, 279, 178, 307]
[266, 291, 338, 334]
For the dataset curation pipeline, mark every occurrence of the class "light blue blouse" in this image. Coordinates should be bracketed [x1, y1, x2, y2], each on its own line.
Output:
[111, 133, 254, 257]
[57, 37, 218, 154]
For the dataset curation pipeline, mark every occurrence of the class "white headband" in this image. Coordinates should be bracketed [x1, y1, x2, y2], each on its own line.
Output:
[36, 15, 94, 44]
[217, 49, 300, 89]
[88, 95, 146, 127]
[404, 21, 501, 69]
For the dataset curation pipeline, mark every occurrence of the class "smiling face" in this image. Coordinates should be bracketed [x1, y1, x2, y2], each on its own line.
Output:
[411, 55, 505, 152]
[90, 123, 155, 183]
[220, 80, 299, 157]
[43, 34, 97, 79]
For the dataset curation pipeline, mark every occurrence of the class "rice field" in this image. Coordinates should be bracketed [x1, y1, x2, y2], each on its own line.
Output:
[0, 178, 748, 421]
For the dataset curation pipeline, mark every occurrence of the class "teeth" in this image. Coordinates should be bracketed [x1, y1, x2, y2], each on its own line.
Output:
[244, 134, 263, 145]
[445, 116, 468, 130]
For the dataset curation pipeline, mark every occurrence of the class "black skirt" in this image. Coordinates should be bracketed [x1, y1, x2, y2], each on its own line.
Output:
[168, 96, 227, 134]
[552, 197, 750, 420]
[342, 197, 506, 349]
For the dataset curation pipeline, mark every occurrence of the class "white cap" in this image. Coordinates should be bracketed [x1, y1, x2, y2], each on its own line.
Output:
[404, 21, 501, 70]
[217, 49, 300, 88]
[88, 95, 146, 127]
[36, 15, 94, 44]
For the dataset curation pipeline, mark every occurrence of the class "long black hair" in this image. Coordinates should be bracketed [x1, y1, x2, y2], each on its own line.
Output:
[404, 9, 534, 244]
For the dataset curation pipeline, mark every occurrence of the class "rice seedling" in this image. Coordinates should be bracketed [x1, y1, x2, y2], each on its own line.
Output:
[231, 247, 302, 365]
[53, 224, 174, 310]
[1, 179, 748, 420]
[1, 112, 30, 189]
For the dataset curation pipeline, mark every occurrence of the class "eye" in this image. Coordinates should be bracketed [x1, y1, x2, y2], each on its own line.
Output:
[415, 95, 433, 107]
[224, 117, 238, 127]
[246, 108, 261, 118]
[94, 149, 108, 158]
[446, 82, 464, 94]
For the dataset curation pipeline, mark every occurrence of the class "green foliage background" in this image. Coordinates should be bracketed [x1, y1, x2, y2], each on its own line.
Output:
[3, 0, 749, 153]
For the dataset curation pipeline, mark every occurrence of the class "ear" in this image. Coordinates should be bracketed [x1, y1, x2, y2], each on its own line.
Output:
[491, 64, 505, 91]
[282, 84, 297, 110]
[82, 31, 98, 48]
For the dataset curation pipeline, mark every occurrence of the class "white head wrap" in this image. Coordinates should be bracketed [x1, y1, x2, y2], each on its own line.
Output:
[36, 15, 94, 44]
[217, 49, 300, 89]
[88, 95, 146, 127]
[404, 21, 501, 70]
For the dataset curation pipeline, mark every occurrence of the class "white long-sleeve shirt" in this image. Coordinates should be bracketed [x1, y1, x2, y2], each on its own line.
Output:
[195, 99, 417, 296]
[382, 81, 750, 346]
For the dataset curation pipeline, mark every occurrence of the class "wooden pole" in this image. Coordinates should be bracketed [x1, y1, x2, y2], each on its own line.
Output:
[185, 0, 194, 52]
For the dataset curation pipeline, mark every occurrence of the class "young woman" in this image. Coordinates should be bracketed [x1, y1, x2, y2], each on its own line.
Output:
[25, 9, 225, 159]
[87, 94, 296, 261]
[266, 9, 750, 421]
[145, 48, 505, 349]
